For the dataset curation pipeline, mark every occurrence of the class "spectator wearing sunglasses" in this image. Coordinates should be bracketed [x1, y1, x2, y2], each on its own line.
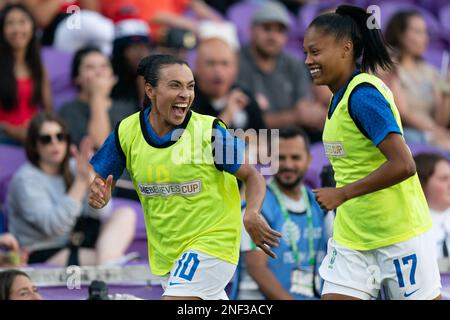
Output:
[6, 112, 136, 266]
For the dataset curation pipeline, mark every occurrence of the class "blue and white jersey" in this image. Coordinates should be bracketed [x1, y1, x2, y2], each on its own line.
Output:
[329, 69, 401, 146]
[91, 107, 245, 180]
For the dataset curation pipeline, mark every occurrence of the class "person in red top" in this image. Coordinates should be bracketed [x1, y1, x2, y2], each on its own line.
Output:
[0, 4, 52, 145]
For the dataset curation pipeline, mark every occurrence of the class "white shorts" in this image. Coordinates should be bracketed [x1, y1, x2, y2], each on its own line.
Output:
[160, 250, 236, 300]
[319, 230, 442, 300]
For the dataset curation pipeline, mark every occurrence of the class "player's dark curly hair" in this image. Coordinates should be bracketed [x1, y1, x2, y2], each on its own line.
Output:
[308, 5, 393, 73]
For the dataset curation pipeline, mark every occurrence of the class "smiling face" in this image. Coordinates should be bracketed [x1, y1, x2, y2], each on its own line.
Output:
[146, 63, 195, 128]
[303, 26, 353, 92]
[275, 136, 311, 189]
[36, 121, 68, 168]
[3, 7, 33, 51]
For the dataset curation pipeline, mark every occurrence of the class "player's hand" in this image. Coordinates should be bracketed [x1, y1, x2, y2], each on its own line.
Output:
[88, 175, 113, 209]
[87, 73, 117, 100]
[313, 187, 347, 211]
[243, 211, 282, 259]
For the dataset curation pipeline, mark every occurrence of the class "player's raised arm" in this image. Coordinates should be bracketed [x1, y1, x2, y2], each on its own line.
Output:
[234, 163, 282, 258]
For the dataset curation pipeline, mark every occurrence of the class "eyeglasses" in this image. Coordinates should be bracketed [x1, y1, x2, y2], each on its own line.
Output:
[37, 132, 67, 145]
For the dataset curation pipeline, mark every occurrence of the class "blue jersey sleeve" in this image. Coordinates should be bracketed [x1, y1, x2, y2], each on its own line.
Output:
[91, 116, 245, 179]
[349, 85, 402, 146]
[213, 123, 245, 174]
[90, 131, 126, 180]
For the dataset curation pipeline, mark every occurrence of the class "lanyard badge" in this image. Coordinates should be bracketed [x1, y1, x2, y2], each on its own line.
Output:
[269, 181, 320, 297]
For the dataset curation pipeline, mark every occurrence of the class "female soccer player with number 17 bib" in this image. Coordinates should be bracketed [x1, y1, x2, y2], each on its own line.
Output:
[304, 5, 441, 300]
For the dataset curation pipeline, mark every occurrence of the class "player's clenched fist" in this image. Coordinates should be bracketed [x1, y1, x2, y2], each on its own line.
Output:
[88, 174, 113, 209]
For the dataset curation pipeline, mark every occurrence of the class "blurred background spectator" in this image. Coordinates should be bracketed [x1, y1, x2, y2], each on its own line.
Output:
[236, 1, 328, 143]
[21, 0, 114, 55]
[0, 232, 27, 267]
[0, 3, 52, 145]
[384, 10, 450, 150]
[415, 153, 450, 259]
[59, 47, 138, 149]
[240, 127, 333, 300]
[111, 13, 152, 109]
[156, 25, 197, 61]
[193, 37, 266, 131]
[99, 0, 222, 44]
[7, 112, 136, 266]
[0, 269, 42, 300]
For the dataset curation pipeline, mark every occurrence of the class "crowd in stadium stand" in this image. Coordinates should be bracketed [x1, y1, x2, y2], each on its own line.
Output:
[1, 0, 450, 300]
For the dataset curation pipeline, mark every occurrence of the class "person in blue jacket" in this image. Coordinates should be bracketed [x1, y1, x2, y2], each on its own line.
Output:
[241, 126, 334, 300]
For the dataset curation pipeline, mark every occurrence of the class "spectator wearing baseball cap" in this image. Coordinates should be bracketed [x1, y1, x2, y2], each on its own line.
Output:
[110, 11, 153, 200]
[236, 1, 328, 143]
[250, 0, 291, 29]
[111, 10, 153, 109]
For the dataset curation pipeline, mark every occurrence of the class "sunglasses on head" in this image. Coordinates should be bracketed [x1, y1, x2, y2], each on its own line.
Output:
[37, 132, 67, 145]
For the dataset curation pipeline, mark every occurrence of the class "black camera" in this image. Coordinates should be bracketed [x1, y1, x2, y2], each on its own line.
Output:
[164, 28, 197, 49]
[88, 280, 110, 300]
[320, 165, 336, 188]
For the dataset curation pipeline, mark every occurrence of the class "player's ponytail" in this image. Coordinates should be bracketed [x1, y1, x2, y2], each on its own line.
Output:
[137, 54, 189, 108]
[309, 5, 393, 73]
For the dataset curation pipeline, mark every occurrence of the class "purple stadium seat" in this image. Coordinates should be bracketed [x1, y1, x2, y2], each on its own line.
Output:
[350, 0, 373, 7]
[185, 48, 197, 70]
[423, 46, 449, 70]
[408, 142, 450, 161]
[0, 144, 26, 232]
[304, 142, 330, 189]
[419, 0, 450, 16]
[37, 271, 236, 299]
[226, 1, 260, 44]
[297, 1, 342, 34]
[439, 4, 450, 36]
[302, 141, 450, 190]
[226, 1, 299, 48]
[285, 43, 304, 59]
[42, 47, 78, 111]
[378, 1, 441, 38]
[111, 197, 148, 260]
[39, 283, 163, 300]
[298, 3, 325, 34]
[0, 144, 26, 207]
